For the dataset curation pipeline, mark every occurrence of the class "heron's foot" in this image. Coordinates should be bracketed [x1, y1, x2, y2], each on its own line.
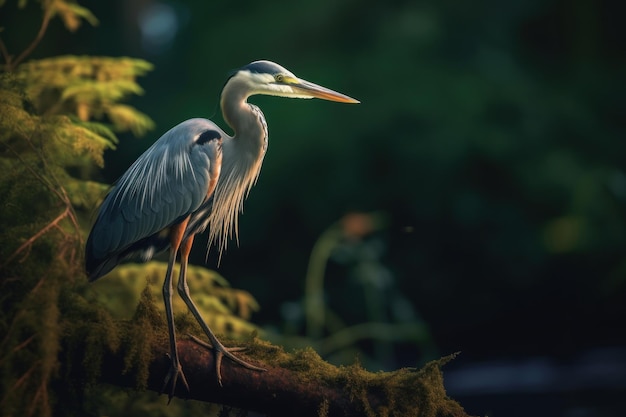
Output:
[188, 334, 266, 386]
[161, 353, 190, 403]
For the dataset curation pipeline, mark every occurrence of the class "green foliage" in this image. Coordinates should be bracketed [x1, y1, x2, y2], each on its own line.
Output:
[90, 262, 261, 337]
[5, 0, 98, 30]
[273, 211, 437, 370]
[50, 1, 99, 31]
[0, 144, 81, 416]
[123, 286, 164, 388]
[15, 56, 155, 139]
[0, 56, 153, 169]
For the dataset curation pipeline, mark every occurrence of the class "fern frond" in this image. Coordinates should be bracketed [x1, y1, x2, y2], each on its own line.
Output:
[61, 80, 145, 102]
[0, 101, 37, 139]
[69, 117, 119, 144]
[50, 0, 99, 32]
[50, 119, 116, 167]
[16, 56, 154, 138]
[105, 104, 155, 136]
[64, 177, 109, 209]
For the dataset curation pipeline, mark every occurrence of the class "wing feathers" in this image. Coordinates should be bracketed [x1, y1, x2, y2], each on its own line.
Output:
[86, 119, 223, 280]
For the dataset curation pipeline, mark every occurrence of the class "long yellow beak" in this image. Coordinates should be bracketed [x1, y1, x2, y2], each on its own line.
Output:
[292, 79, 360, 104]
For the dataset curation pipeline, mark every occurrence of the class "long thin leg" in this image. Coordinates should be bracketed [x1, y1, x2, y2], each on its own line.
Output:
[161, 219, 190, 401]
[177, 234, 265, 386]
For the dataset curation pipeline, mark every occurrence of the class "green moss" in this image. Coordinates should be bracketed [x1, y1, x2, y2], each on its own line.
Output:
[59, 285, 119, 403]
[201, 335, 464, 416]
[55, 278, 466, 417]
[121, 286, 165, 387]
[227, 336, 464, 417]
[318, 398, 330, 417]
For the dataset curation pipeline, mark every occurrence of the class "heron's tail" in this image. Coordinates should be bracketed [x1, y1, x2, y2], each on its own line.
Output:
[85, 233, 170, 281]
[85, 254, 122, 282]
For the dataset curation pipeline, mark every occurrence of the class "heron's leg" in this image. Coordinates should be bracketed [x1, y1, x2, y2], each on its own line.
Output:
[177, 234, 266, 386]
[161, 219, 190, 401]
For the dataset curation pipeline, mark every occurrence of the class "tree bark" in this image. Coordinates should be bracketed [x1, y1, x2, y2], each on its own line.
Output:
[96, 337, 472, 417]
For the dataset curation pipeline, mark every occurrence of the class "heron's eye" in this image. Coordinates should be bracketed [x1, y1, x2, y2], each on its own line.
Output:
[275, 74, 284, 83]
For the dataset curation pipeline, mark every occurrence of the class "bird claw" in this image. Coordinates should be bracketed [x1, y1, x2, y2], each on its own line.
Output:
[161, 353, 190, 403]
[188, 334, 266, 386]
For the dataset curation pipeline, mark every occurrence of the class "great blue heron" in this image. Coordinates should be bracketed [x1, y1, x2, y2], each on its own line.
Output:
[85, 60, 359, 398]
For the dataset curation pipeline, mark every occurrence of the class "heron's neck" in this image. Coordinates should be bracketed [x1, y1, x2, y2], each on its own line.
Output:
[208, 80, 268, 256]
[220, 81, 268, 161]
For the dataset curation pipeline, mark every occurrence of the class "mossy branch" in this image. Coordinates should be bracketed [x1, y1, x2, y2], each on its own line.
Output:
[69, 326, 471, 417]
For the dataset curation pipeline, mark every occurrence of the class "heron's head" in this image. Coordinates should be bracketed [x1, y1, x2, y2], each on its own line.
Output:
[227, 60, 359, 104]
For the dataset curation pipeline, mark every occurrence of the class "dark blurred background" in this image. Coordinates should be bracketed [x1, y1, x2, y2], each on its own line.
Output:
[4, 0, 626, 415]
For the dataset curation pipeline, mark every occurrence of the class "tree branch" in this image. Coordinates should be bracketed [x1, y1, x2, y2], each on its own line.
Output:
[11, 7, 53, 70]
[0, 39, 12, 69]
[2, 206, 70, 268]
[94, 337, 472, 417]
